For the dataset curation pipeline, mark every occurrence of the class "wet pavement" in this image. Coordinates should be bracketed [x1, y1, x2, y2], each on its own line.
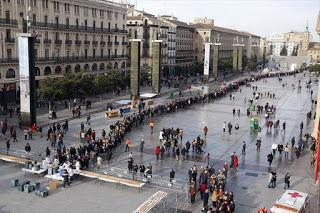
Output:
[0, 71, 318, 212]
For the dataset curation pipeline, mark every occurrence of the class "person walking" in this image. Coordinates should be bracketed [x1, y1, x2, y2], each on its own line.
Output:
[181, 147, 186, 160]
[256, 138, 262, 152]
[156, 146, 160, 160]
[140, 139, 144, 152]
[170, 168, 175, 182]
[12, 129, 18, 142]
[271, 142, 277, 155]
[278, 143, 283, 155]
[203, 126, 208, 138]
[284, 143, 290, 158]
[242, 141, 246, 154]
[202, 189, 209, 210]
[62, 170, 70, 188]
[160, 146, 165, 160]
[205, 153, 210, 167]
[149, 121, 154, 133]
[281, 121, 286, 133]
[6, 139, 10, 155]
[125, 138, 131, 152]
[25, 143, 31, 159]
[267, 152, 273, 166]
[223, 122, 226, 132]
[175, 147, 180, 161]
[284, 173, 291, 189]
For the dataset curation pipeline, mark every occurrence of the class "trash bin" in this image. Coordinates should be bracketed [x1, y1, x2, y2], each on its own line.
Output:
[168, 92, 173, 98]
[250, 118, 259, 130]
[249, 105, 255, 111]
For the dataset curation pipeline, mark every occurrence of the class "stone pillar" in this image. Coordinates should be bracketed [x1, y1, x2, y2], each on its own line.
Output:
[232, 46, 238, 72]
[238, 46, 243, 72]
[18, 33, 37, 128]
[130, 30, 141, 101]
[212, 44, 219, 79]
[152, 35, 161, 94]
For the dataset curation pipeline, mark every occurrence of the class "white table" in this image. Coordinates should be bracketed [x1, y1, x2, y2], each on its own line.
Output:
[44, 173, 64, 182]
[22, 168, 46, 178]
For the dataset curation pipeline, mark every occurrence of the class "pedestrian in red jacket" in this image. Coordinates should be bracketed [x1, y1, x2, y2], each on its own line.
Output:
[156, 146, 160, 160]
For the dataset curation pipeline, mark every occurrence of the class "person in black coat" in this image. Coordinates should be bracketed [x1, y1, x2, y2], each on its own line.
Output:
[202, 189, 209, 209]
[267, 152, 273, 166]
[169, 168, 175, 182]
[128, 157, 133, 171]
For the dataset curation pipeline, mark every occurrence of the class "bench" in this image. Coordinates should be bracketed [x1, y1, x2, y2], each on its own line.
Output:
[133, 191, 168, 213]
[0, 154, 30, 164]
[22, 168, 46, 178]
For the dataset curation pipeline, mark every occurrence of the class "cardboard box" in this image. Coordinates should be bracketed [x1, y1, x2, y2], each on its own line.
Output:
[49, 181, 57, 190]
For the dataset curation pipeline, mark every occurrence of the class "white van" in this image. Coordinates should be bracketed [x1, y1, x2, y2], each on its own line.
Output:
[270, 190, 310, 213]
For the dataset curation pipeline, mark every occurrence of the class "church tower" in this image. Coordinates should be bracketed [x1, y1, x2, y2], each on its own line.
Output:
[299, 21, 311, 56]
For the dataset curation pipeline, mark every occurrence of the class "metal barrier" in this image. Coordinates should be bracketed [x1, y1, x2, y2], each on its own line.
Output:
[149, 190, 189, 213]
[0, 147, 43, 162]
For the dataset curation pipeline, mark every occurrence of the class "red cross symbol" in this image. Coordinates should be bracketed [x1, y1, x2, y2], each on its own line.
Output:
[288, 192, 303, 198]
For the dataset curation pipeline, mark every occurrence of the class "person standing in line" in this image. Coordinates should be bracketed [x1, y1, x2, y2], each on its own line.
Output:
[284, 143, 290, 158]
[202, 189, 209, 210]
[205, 153, 210, 167]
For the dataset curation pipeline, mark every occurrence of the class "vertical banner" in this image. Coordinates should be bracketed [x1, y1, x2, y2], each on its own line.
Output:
[315, 119, 320, 184]
[18, 37, 31, 113]
[204, 43, 211, 76]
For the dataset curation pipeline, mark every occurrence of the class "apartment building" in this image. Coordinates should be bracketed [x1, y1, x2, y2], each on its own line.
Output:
[192, 23, 249, 61]
[127, 10, 168, 73]
[0, 0, 128, 88]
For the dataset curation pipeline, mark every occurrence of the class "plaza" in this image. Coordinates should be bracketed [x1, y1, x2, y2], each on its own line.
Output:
[0, 70, 318, 212]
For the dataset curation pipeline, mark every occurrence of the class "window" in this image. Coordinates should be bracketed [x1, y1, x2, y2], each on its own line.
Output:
[20, 13, 24, 18]
[5, 11, 10, 20]
[84, 7, 88, 16]
[55, 17, 59, 25]
[66, 49, 69, 57]
[84, 49, 88, 59]
[123, 25, 125, 30]
[55, 49, 60, 57]
[74, 5, 79, 14]
[53, 1, 59, 10]
[44, 31, 48, 40]
[7, 49, 12, 59]
[123, 13, 125, 20]
[45, 49, 49, 58]
[30, 0, 36, 7]
[93, 21, 96, 29]
[115, 36, 117, 43]
[115, 24, 117, 30]
[76, 19, 79, 28]
[64, 3, 70, 12]
[85, 34, 88, 40]
[101, 22, 103, 30]
[115, 12, 118, 19]
[75, 33, 79, 40]
[32, 14, 36, 23]
[42, 0, 48, 8]
[107, 11, 111, 19]
[84, 20, 87, 29]
[66, 18, 69, 26]
[6, 29, 11, 38]
[100, 49, 103, 57]
[108, 23, 110, 30]
[100, 10, 104, 17]
[44, 15, 48, 24]
[115, 49, 117, 57]
[55, 32, 59, 40]
[66, 33, 69, 40]
[92, 8, 97, 17]
[108, 49, 110, 57]
[93, 49, 96, 58]
[34, 49, 38, 59]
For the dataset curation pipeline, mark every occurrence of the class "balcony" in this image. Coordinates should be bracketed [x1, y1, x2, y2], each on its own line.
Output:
[34, 39, 41, 43]
[107, 41, 112, 46]
[143, 43, 149, 48]
[162, 44, 168, 48]
[92, 41, 98, 45]
[0, 58, 19, 63]
[5, 38, 15, 43]
[100, 41, 106, 46]
[114, 41, 119, 45]
[65, 40, 72, 45]
[84, 40, 90, 45]
[122, 42, 128, 45]
[159, 34, 167, 38]
[55, 40, 62, 45]
[75, 40, 81, 45]
[44, 39, 51, 44]
[0, 18, 18, 25]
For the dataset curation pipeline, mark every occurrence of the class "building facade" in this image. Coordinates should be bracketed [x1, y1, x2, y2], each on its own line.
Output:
[0, 0, 128, 89]
[193, 23, 249, 61]
[127, 10, 168, 73]
[162, 18, 194, 68]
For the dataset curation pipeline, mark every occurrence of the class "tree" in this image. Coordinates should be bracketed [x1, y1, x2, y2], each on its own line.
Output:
[247, 62, 257, 71]
[189, 61, 203, 76]
[140, 71, 151, 85]
[310, 64, 320, 72]
[299, 63, 306, 71]
[242, 55, 248, 69]
[280, 46, 288, 56]
[218, 58, 233, 71]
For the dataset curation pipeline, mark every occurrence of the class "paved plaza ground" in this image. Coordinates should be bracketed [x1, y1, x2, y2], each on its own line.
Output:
[0, 71, 318, 212]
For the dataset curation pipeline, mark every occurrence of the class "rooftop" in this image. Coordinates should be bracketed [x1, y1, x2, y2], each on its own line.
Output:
[192, 23, 248, 36]
[164, 19, 195, 29]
